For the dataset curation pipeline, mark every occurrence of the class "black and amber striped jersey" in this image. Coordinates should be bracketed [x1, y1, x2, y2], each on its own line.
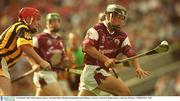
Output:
[0, 21, 33, 69]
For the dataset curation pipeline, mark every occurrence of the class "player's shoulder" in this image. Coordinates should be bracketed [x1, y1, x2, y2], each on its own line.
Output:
[11, 22, 30, 33]
[93, 22, 106, 30]
[35, 32, 49, 38]
[117, 29, 128, 37]
[15, 22, 30, 32]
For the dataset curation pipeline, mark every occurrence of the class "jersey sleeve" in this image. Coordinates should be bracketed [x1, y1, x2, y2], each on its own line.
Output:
[32, 35, 47, 60]
[32, 37, 39, 48]
[82, 27, 99, 49]
[16, 28, 32, 48]
[121, 37, 136, 57]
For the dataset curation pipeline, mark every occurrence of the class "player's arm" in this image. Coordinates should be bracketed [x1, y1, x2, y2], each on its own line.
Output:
[131, 58, 140, 69]
[131, 58, 150, 78]
[24, 53, 41, 71]
[16, 28, 51, 70]
[83, 28, 116, 68]
[20, 44, 48, 65]
[121, 37, 150, 78]
[19, 44, 50, 70]
[84, 46, 117, 67]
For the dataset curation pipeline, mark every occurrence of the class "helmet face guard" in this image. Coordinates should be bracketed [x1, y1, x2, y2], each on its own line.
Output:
[46, 13, 61, 33]
[105, 4, 128, 29]
[46, 13, 61, 23]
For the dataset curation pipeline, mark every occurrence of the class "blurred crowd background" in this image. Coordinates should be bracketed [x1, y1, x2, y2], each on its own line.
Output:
[1, 0, 180, 96]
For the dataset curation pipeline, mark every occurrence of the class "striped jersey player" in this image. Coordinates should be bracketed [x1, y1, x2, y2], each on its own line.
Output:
[0, 7, 51, 95]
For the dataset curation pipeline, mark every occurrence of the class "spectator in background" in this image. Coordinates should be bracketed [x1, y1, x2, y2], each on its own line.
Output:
[171, 0, 180, 43]
[154, 73, 180, 96]
[174, 72, 180, 95]
[67, 32, 84, 95]
[154, 75, 175, 96]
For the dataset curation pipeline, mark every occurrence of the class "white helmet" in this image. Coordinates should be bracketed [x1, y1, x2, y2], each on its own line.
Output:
[106, 4, 127, 20]
[105, 4, 128, 29]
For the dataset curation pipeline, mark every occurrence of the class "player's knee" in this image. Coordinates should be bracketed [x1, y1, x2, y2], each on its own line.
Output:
[116, 88, 131, 96]
[120, 89, 131, 96]
[46, 90, 63, 96]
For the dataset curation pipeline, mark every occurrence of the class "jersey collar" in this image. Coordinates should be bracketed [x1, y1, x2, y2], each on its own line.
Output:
[102, 21, 115, 35]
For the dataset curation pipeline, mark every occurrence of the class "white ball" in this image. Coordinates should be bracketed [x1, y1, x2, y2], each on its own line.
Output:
[161, 40, 168, 45]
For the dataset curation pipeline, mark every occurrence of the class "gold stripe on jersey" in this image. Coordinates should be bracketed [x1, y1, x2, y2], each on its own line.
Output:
[0, 26, 14, 48]
[0, 22, 22, 49]
[7, 52, 22, 68]
[0, 23, 30, 54]
[0, 38, 16, 54]
[4, 49, 21, 62]
[15, 24, 29, 33]
[17, 38, 32, 48]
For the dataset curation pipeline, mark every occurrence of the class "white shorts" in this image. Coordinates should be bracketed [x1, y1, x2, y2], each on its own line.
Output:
[33, 70, 58, 88]
[79, 65, 112, 95]
[0, 58, 10, 79]
[59, 80, 73, 96]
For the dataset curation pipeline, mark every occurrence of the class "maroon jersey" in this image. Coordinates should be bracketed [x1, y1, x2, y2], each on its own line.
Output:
[33, 30, 66, 68]
[83, 22, 136, 66]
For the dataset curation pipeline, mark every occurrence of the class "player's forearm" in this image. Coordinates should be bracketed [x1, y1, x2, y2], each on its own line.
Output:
[84, 46, 109, 63]
[25, 55, 38, 66]
[20, 45, 44, 64]
[131, 58, 141, 69]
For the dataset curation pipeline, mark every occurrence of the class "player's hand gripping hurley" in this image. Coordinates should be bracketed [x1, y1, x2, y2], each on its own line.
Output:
[96, 41, 169, 70]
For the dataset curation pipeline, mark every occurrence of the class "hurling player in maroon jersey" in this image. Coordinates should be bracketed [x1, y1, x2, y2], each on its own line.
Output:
[32, 13, 72, 96]
[78, 4, 150, 96]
